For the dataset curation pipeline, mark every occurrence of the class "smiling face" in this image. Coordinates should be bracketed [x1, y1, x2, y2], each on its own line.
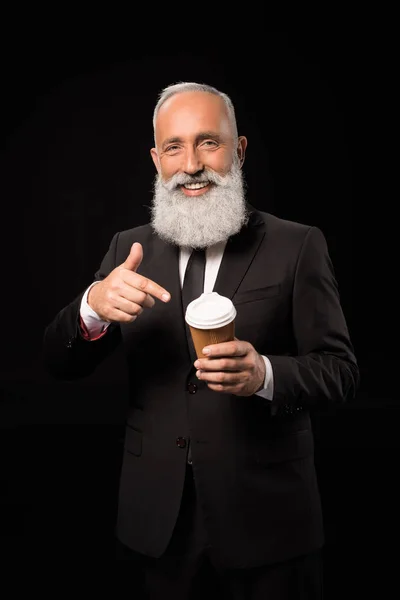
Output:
[151, 91, 247, 195]
[149, 90, 249, 249]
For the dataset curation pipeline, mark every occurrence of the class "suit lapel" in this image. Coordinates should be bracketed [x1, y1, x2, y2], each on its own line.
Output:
[213, 203, 266, 300]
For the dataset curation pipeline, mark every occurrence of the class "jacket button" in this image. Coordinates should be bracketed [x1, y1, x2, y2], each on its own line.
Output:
[176, 437, 187, 448]
[187, 382, 197, 394]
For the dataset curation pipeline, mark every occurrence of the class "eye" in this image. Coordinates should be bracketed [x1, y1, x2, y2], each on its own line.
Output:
[201, 140, 218, 148]
[165, 145, 180, 153]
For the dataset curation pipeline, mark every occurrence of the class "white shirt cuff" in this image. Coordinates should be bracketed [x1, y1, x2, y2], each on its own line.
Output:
[80, 281, 111, 338]
[255, 355, 274, 400]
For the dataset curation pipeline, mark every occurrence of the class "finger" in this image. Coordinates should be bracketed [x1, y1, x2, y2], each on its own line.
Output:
[103, 307, 142, 324]
[206, 383, 240, 394]
[142, 293, 156, 309]
[201, 340, 248, 358]
[196, 370, 244, 385]
[123, 270, 171, 303]
[194, 358, 242, 372]
[106, 294, 146, 318]
[123, 242, 143, 272]
[117, 286, 156, 309]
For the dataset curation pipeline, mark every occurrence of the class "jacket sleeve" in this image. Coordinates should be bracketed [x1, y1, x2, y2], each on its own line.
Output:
[42, 232, 122, 380]
[267, 226, 360, 414]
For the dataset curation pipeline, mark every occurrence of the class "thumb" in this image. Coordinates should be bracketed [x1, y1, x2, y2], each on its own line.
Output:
[123, 242, 143, 272]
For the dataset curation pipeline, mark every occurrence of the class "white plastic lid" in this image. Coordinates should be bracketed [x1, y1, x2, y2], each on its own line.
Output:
[185, 292, 236, 329]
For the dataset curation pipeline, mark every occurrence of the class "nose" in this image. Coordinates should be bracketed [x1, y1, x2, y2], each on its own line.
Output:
[182, 147, 204, 175]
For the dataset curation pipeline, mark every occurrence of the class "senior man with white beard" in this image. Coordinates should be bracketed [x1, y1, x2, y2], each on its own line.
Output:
[43, 81, 359, 599]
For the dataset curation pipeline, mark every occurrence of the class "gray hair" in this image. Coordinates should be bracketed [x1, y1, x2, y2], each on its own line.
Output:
[152, 81, 238, 145]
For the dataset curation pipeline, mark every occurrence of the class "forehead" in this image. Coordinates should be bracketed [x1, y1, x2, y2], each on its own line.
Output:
[155, 91, 233, 143]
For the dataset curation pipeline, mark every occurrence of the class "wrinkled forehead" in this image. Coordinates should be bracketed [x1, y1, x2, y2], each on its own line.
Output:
[154, 91, 234, 146]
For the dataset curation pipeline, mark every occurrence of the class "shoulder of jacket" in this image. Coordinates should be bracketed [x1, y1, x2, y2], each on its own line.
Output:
[115, 223, 154, 245]
[256, 209, 314, 236]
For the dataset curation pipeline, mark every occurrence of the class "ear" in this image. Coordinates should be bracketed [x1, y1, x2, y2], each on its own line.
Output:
[237, 136, 247, 167]
[150, 148, 160, 173]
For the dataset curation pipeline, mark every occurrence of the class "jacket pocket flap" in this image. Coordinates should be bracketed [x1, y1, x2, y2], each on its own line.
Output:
[124, 425, 143, 456]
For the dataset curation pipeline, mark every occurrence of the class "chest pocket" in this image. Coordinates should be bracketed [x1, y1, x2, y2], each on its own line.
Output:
[233, 283, 281, 305]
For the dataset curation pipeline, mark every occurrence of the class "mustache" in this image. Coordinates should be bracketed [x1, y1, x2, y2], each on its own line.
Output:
[161, 168, 229, 192]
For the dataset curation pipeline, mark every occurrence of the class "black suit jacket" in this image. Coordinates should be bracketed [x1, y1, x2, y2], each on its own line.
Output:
[43, 204, 359, 568]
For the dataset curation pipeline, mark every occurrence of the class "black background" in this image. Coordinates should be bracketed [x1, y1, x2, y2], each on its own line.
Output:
[0, 20, 397, 595]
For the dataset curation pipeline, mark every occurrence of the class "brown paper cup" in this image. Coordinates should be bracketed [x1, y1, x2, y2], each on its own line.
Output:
[189, 320, 235, 359]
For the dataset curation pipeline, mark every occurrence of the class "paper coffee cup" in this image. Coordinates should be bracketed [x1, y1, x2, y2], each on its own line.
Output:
[185, 292, 237, 359]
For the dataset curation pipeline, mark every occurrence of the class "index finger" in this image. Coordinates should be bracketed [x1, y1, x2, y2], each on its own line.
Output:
[125, 270, 171, 303]
[202, 338, 247, 357]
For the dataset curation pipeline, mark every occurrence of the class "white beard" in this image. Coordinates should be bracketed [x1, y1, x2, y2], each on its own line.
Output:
[149, 160, 249, 249]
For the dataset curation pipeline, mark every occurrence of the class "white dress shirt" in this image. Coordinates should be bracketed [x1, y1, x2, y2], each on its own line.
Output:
[80, 240, 274, 400]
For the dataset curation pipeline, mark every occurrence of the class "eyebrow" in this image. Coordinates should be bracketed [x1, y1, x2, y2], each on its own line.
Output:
[161, 131, 223, 150]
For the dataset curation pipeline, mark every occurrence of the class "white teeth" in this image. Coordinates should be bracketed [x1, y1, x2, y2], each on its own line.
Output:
[183, 182, 209, 190]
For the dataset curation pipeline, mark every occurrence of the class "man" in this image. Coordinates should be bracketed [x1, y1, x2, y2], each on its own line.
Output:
[43, 82, 359, 598]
